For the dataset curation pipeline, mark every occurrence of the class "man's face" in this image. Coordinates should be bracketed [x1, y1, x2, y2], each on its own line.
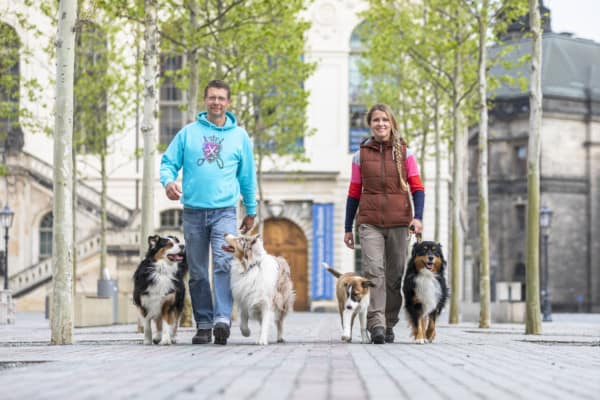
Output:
[204, 87, 231, 120]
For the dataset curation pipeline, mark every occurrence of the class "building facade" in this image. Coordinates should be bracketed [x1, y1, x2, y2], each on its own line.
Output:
[467, 12, 600, 312]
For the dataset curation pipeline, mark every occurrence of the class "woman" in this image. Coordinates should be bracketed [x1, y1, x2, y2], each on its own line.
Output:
[344, 103, 424, 344]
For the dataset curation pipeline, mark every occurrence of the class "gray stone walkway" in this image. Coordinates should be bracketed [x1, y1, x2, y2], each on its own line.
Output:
[0, 312, 599, 399]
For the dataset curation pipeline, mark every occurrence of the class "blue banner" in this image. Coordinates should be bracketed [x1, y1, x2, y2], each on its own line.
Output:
[312, 203, 334, 300]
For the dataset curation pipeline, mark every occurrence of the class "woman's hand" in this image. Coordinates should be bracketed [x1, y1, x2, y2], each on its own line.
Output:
[344, 232, 355, 249]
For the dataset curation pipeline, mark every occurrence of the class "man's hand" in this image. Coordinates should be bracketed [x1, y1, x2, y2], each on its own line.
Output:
[409, 219, 423, 234]
[344, 232, 355, 249]
[165, 182, 182, 201]
[240, 215, 255, 234]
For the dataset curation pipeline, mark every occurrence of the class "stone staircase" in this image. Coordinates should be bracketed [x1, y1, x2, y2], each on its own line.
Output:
[13, 152, 133, 227]
[10, 229, 141, 298]
[10, 229, 183, 298]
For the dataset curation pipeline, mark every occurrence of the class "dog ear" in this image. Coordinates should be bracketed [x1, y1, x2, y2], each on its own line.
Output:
[363, 280, 376, 288]
[411, 242, 419, 258]
[148, 235, 159, 248]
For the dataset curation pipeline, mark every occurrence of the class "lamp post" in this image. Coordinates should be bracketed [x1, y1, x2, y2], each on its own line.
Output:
[0, 205, 15, 290]
[540, 205, 553, 322]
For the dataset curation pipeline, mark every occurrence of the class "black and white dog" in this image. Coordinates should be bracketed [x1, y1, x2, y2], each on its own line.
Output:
[402, 240, 448, 344]
[133, 235, 187, 345]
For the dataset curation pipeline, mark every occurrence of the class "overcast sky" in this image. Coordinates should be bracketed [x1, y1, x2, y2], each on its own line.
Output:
[545, 0, 600, 42]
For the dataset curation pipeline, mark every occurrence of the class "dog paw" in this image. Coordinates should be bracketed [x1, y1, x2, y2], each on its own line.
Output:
[152, 337, 162, 345]
[159, 337, 172, 345]
[143, 338, 152, 345]
[256, 338, 269, 345]
[277, 338, 285, 343]
[414, 338, 426, 345]
[241, 327, 251, 337]
[341, 335, 352, 342]
[361, 335, 370, 344]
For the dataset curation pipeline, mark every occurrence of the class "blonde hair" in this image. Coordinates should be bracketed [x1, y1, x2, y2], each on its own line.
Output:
[366, 104, 408, 191]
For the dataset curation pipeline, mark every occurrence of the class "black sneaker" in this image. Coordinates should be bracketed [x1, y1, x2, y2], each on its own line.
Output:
[385, 327, 395, 343]
[371, 326, 385, 344]
[192, 329, 212, 344]
[213, 322, 230, 345]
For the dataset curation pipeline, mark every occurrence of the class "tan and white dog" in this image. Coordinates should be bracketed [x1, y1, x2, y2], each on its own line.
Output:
[323, 263, 375, 343]
[223, 233, 295, 345]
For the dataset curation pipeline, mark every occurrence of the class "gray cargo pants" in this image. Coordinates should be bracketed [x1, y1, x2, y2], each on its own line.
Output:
[358, 224, 409, 331]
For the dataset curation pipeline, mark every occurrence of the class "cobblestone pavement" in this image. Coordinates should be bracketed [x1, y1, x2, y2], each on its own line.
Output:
[0, 312, 598, 400]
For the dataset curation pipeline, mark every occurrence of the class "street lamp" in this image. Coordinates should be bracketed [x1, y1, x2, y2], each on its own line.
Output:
[540, 205, 553, 322]
[0, 205, 15, 290]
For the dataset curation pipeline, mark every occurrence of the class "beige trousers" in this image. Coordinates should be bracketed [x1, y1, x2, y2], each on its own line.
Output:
[358, 224, 409, 331]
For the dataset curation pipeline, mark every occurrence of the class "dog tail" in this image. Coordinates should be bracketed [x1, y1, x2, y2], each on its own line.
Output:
[322, 262, 341, 278]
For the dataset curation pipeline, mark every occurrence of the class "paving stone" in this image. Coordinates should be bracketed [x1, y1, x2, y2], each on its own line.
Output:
[0, 312, 598, 399]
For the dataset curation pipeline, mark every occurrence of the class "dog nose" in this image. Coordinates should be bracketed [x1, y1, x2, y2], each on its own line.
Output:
[346, 305, 353, 310]
[181, 244, 185, 252]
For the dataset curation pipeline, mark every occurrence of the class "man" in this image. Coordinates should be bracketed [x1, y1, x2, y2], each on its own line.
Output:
[160, 80, 256, 345]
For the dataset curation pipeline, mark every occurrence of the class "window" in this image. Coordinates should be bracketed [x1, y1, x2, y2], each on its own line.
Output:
[515, 204, 526, 231]
[74, 23, 108, 154]
[159, 54, 186, 146]
[348, 22, 370, 152]
[0, 23, 20, 151]
[39, 213, 53, 258]
[160, 209, 183, 229]
[514, 144, 527, 176]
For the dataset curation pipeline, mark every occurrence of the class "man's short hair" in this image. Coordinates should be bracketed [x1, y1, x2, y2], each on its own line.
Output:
[204, 80, 231, 99]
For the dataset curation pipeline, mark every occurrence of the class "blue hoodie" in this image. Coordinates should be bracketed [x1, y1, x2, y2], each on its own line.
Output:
[160, 111, 257, 215]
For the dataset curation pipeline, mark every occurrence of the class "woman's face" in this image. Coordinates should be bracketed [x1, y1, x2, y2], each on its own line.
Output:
[369, 110, 392, 142]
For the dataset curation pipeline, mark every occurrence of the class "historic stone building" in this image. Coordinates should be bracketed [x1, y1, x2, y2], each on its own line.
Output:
[467, 9, 600, 312]
[0, 0, 450, 316]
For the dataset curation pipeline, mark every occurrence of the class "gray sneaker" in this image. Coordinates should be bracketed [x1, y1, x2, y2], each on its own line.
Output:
[192, 329, 212, 344]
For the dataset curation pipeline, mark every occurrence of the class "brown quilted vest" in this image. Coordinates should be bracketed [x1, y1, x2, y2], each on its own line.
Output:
[357, 138, 412, 228]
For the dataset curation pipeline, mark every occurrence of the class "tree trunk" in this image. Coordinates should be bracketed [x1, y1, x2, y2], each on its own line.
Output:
[525, 0, 543, 335]
[139, 0, 159, 331]
[477, 0, 491, 329]
[186, 0, 200, 123]
[99, 151, 108, 280]
[179, 0, 201, 327]
[72, 147, 77, 295]
[448, 41, 466, 324]
[140, 0, 158, 269]
[433, 88, 441, 243]
[51, 0, 77, 345]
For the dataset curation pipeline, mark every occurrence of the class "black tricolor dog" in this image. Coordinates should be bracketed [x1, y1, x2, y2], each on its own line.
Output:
[402, 240, 448, 344]
[133, 235, 187, 345]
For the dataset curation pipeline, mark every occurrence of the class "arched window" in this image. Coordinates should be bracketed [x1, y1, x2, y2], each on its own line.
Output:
[348, 22, 370, 153]
[159, 54, 186, 147]
[74, 23, 108, 154]
[0, 23, 22, 154]
[39, 212, 53, 258]
[160, 209, 183, 229]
